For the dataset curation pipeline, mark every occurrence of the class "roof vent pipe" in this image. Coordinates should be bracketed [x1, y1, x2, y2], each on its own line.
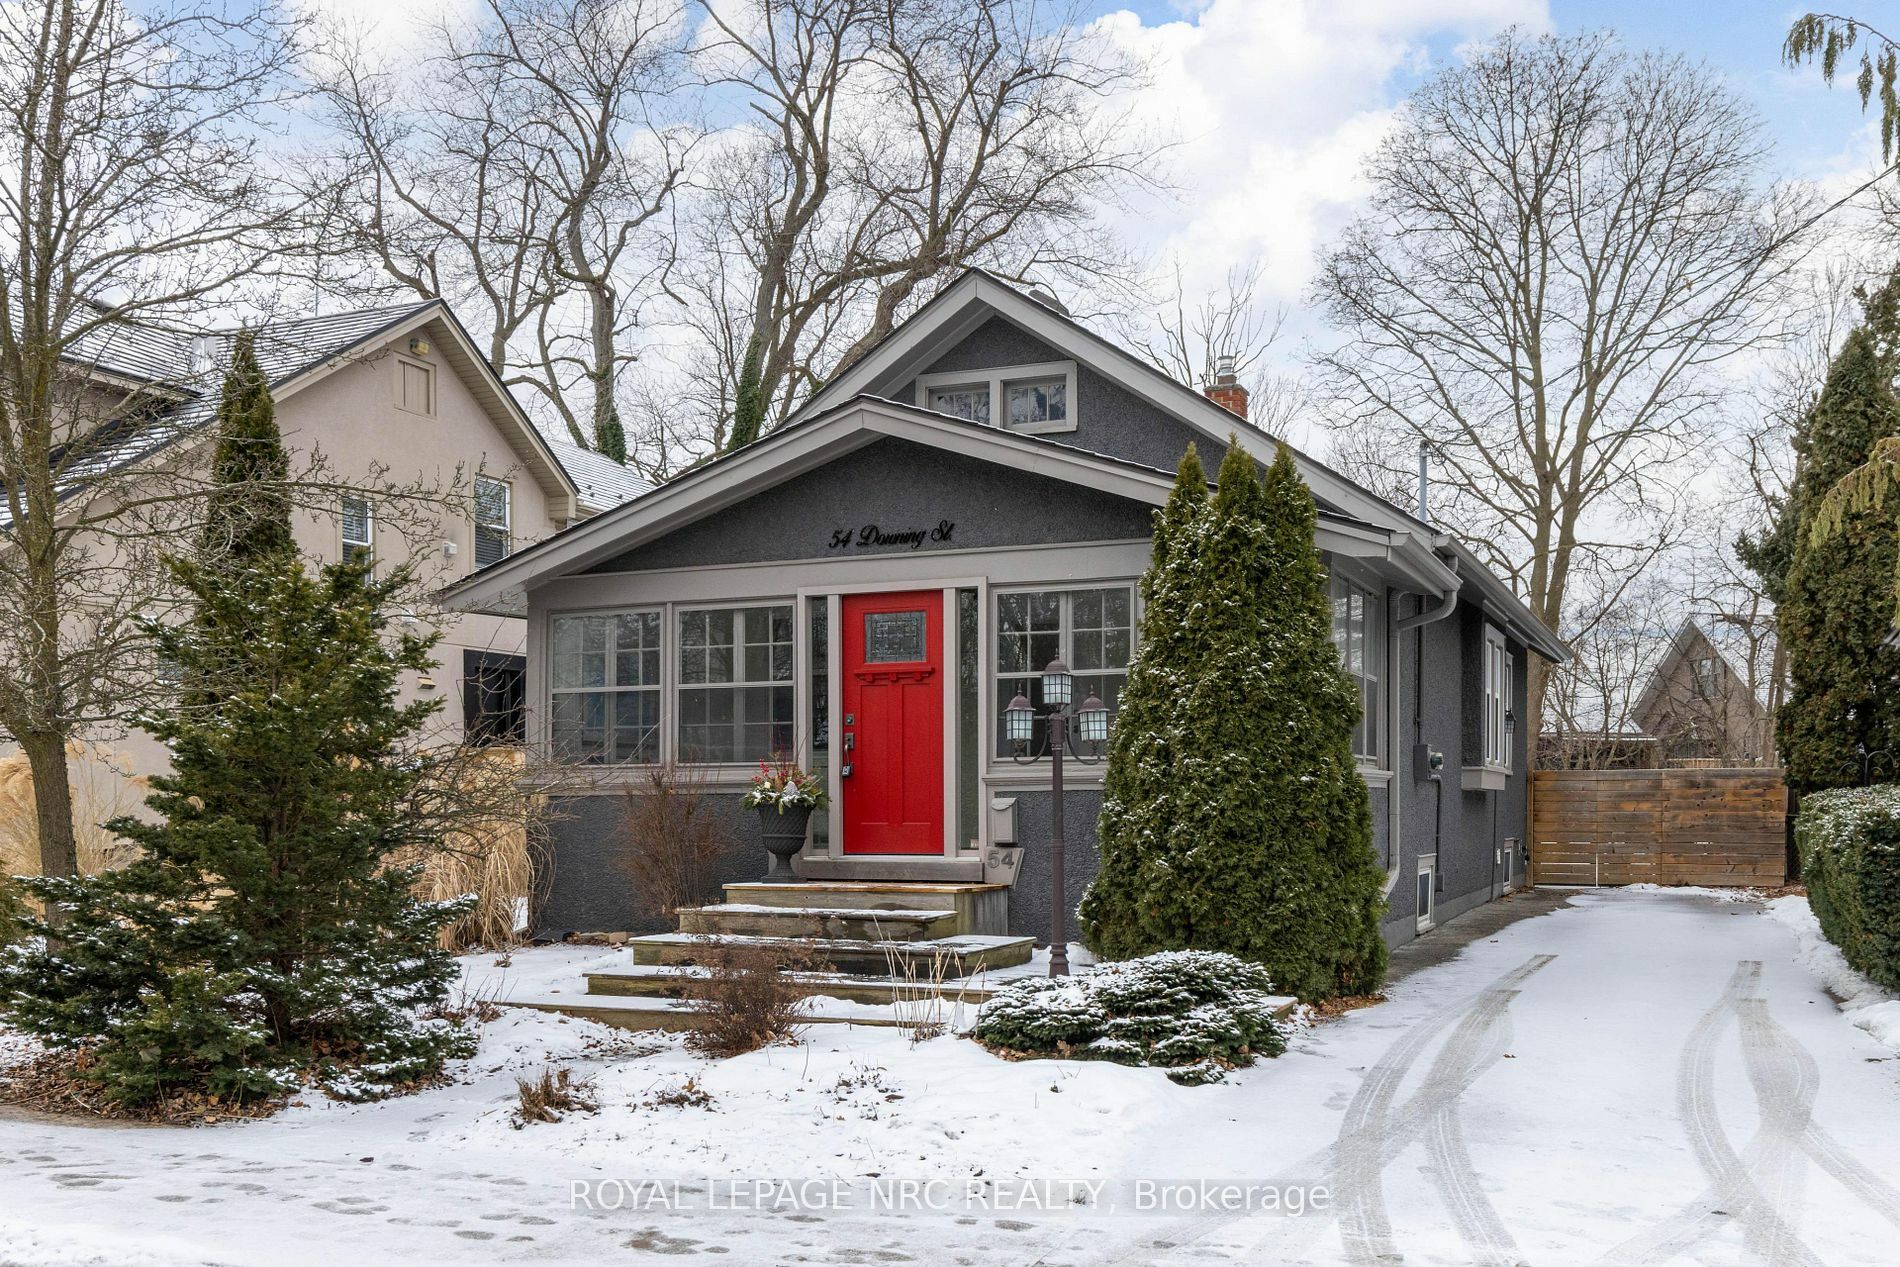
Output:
[1416, 438, 1432, 525]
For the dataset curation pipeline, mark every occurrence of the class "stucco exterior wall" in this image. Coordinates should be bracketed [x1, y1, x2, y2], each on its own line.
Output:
[583, 436, 1156, 575]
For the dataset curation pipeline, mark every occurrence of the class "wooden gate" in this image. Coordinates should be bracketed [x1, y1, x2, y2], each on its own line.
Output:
[1529, 769, 1789, 887]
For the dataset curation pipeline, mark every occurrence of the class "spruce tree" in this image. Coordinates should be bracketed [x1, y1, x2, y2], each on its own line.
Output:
[1775, 272, 1900, 794]
[0, 359, 471, 1104]
[1080, 442, 1387, 999]
[202, 330, 293, 562]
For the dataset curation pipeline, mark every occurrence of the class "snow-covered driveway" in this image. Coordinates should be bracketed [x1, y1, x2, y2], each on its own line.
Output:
[4, 889, 1900, 1266]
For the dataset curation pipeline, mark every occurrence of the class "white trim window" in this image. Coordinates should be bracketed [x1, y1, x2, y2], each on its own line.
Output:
[678, 604, 795, 763]
[550, 611, 661, 765]
[994, 586, 1132, 757]
[916, 360, 1078, 435]
[474, 476, 512, 568]
[340, 494, 373, 566]
[1483, 626, 1513, 770]
[1330, 571, 1383, 763]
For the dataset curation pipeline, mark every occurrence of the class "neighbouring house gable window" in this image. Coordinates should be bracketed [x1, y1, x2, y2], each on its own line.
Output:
[994, 586, 1132, 757]
[678, 604, 794, 763]
[474, 476, 511, 568]
[551, 610, 661, 764]
[1483, 626, 1513, 770]
[340, 494, 373, 566]
[397, 357, 434, 415]
[917, 360, 1077, 435]
[1691, 654, 1719, 697]
[1330, 571, 1383, 762]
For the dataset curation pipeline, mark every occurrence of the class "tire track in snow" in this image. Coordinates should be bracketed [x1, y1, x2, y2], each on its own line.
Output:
[1596, 958, 1900, 1267]
[1113, 954, 1554, 1266]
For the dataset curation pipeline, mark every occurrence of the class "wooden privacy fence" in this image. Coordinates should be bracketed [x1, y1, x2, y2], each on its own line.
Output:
[1530, 769, 1789, 888]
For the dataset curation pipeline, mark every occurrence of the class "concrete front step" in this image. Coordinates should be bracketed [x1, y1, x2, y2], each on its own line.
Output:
[628, 931, 1034, 977]
[585, 964, 1006, 1007]
[722, 881, 1010, 936]
[676, 903, 961, 942]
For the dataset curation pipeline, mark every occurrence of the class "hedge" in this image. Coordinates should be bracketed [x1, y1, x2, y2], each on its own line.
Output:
[1796, 785, 1900, 990]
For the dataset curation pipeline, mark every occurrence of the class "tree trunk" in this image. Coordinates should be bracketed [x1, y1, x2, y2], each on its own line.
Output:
[19, 730, 78, 926]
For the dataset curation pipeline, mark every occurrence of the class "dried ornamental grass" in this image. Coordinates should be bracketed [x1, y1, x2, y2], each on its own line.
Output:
[0, 743, 144, 889]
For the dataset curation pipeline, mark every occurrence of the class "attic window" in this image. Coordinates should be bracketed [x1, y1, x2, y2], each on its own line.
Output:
[397, 356, 434, 415]
[929, 384, 990, 424]
[916, 360, 1076, 435]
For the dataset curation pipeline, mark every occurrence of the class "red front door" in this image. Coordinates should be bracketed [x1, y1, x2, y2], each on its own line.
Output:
[840, 591, 945, 855]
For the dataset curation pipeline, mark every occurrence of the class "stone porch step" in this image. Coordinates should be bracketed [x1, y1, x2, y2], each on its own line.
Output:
[627, 931, 1035, 976]
[675, 903, 962, 941]
[584, 963, 1007, 1007]
[721, 881, 1010, 936]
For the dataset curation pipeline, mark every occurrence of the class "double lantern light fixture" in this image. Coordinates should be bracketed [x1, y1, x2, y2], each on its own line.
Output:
[1004, 658, 1109, 977]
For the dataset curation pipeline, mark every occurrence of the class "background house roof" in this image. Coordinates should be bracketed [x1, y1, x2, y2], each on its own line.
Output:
[547, 439, 653, 514]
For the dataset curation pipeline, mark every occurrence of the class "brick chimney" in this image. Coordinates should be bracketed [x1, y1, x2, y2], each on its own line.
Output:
[1204, 353, 1248, 420]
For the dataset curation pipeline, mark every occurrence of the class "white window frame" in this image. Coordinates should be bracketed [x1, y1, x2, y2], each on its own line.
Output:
[990, 583, 1135, 763]
[395, 354, 435, 416]
[473, 475, 512, 569]
[548, 609, 663, 766]
[915, 360, 1078, 435]
[1483, 626, 1512, 771]
[340, 494, 373, 566]
[1329, 567, 1384, 766]
[1416, 853, 1437, 931]
[675, 601, 796, 767]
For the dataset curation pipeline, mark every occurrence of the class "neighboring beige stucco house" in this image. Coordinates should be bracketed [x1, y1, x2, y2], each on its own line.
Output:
[6, 299, 645, 805]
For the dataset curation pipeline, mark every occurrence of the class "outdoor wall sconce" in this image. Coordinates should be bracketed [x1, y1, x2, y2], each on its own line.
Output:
[1004, 657, 1109, 977]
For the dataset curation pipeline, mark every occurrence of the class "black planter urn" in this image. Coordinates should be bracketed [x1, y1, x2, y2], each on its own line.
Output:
[755, 805, 813, 883]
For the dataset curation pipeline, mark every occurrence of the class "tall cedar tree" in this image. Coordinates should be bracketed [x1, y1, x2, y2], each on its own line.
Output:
[1774, 273, 1900, 793]
[0, 353, 471, 1106]
[202, 330, 293, 562]
[1080, 443, 1387, 999]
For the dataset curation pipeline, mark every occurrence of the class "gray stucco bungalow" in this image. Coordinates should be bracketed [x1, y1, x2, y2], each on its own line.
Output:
[441, 270, 1568, 951]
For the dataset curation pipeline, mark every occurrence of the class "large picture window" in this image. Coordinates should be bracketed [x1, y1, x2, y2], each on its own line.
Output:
[1330, 572, 1382, 762]
[550, 611, 661, 764]
[679, 604, 794, 763]
[994, 586, 1132, 757]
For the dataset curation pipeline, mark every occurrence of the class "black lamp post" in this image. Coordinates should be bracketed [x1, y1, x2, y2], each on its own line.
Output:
[1005, 657, 1108, 977]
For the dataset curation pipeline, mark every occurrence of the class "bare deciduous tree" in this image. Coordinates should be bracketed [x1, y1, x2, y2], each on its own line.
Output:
[1124, 259, 1300, 435]
[1314, 29, 1817, 736]
[698, 0, 1154, 451]
[316, 0, 694, 458]
[0, 0, 308, 898]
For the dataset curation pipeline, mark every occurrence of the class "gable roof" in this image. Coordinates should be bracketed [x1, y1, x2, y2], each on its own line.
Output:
[802, 268, 1567, 662]
[45, 299, 582, 521]
[1632, 618, 1773, 725]
[438, 393, 1454, 617]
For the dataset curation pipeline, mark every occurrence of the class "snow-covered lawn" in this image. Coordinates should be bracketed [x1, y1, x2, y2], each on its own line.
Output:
[5, 888, 1900, 1265]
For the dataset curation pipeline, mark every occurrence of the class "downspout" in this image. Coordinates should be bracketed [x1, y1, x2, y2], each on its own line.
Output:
[1387, 556, 1461, 899]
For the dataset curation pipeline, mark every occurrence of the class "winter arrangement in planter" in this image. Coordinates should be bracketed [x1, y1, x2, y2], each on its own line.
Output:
[742, 754, 828, 882]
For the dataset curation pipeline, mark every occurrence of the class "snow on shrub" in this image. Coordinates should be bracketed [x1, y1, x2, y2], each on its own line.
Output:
[1798, 785, 1900, 991]
[969, 950, 1287, 1085]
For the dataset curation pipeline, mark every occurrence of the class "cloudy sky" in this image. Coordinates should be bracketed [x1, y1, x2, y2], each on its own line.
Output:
[1079, 0, 1884, 317]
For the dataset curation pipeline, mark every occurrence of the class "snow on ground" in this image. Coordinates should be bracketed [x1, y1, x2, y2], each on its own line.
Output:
[5, 889, 1900, 1265]
[1765, 893, 1900, 1052]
